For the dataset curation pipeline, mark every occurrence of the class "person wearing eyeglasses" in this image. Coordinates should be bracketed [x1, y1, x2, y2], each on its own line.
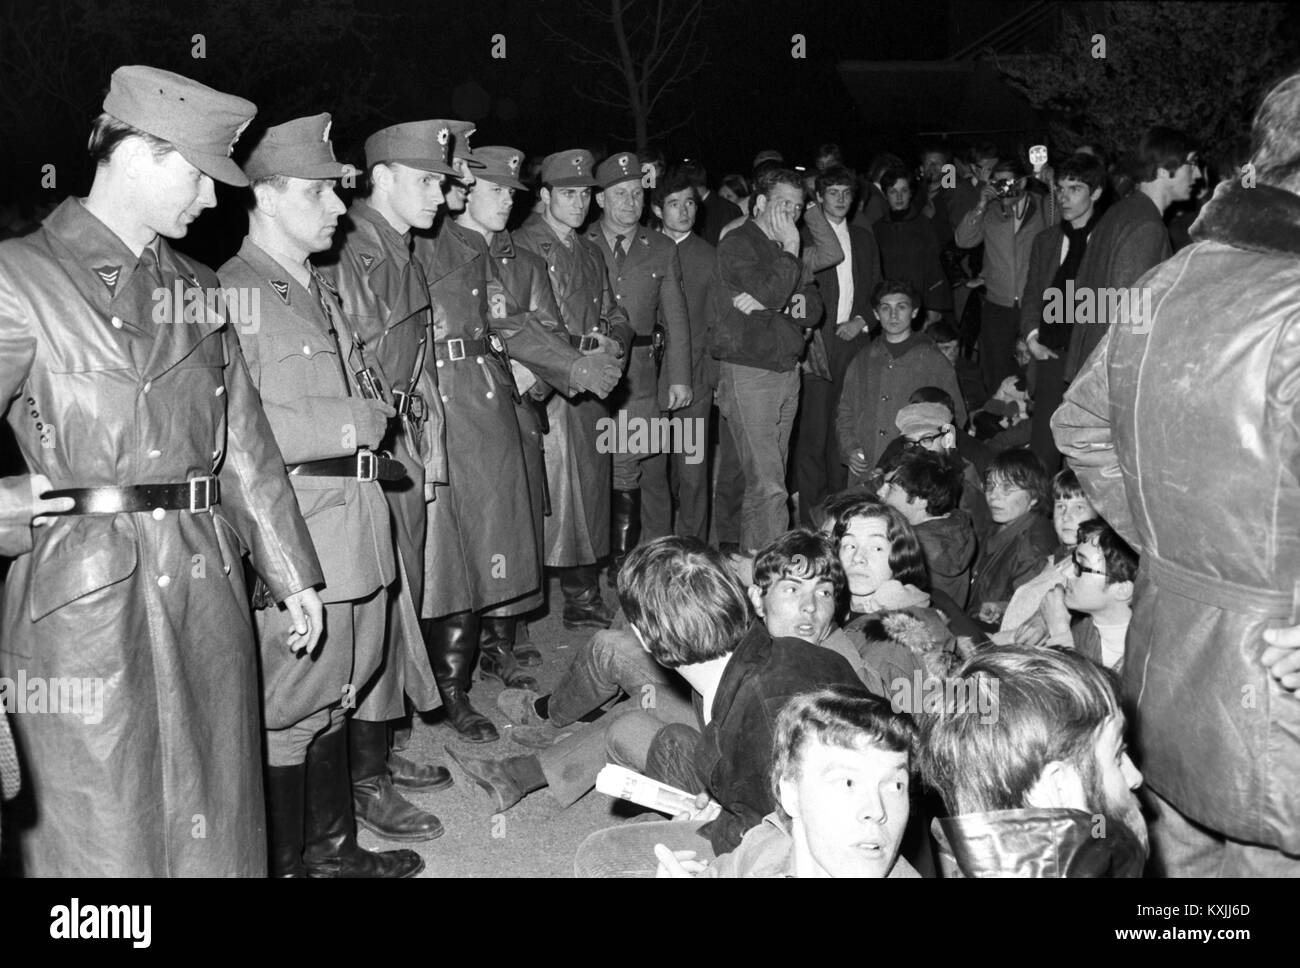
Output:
[1034, 519, 1138, 671]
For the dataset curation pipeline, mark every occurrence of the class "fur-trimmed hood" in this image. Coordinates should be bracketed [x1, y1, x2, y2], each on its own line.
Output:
[1190, 178, 1300, 256]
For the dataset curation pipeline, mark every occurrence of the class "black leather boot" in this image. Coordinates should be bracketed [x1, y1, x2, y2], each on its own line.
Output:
[425, 613, 500, 743]
[608, 488, 642, 586]
[304, 725, 426, 877]
[561, 564, 614, 629]
[512, 618, 542, 668]
[478, 616, 539, 690]
[348, 718, 445, 842]
[265, 762, 307, 877]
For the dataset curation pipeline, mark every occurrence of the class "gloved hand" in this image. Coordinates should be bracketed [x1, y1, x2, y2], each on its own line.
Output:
[569, 354, 622, 398]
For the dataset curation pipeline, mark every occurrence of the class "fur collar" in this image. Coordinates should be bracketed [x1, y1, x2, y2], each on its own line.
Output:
[1190, 178, 1300, 256]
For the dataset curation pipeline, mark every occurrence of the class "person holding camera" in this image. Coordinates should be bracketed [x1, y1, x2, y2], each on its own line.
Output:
[955, 156, 1058, 395]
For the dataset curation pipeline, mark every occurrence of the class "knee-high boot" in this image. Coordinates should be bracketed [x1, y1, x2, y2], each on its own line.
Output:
[265, 762, 307, 878]
[348, 717, 445, 842]
[478, 616, 539, 689]
[608, 488, 642, 586]
[425, 612, 499, 743]
[304, 724, 427, 877]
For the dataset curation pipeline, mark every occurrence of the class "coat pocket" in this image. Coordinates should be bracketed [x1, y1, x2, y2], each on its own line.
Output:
[29, 528, 138, 622]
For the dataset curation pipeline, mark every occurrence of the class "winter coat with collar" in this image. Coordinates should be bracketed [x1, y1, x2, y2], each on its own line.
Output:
[933, 808, 1146, 877]
[954, 187, 1056, 308]
[1052, 178, 1300, 853]
[967, 511, 1057, 622]
[513, 214, 633, 566]
[412, 218, 539, 617]
[322, 199, 443, 718]
[873, 207, 953, 313]
[0, 198, 322, 875]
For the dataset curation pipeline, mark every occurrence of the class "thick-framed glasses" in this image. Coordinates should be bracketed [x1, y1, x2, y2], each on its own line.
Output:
[905, 430, 946, 449]
[1071, 553, 1108, 579]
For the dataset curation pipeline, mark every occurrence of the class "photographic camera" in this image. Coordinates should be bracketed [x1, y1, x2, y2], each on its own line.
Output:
[354, 366, 385, 401]
[991, 178, 1017, 198]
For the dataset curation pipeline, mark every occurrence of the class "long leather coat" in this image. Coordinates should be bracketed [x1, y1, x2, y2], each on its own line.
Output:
[413, 219, 539, 617]
[324, 201, 442, 717]
[1053, 178, 1300, 854]
[222, 239, 395, 727]
[0, 198, 322, 876]
[933, 809, 1146, 877]
[479, 227, 583, 612]
[514, 214, 632, 566]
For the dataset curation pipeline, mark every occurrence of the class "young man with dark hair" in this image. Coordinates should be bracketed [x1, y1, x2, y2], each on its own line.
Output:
[794, 166, 883, 526]
[1018, 152, 1107, 473]
[680, 157, 741, 246]
[919, 645, 1147, 877]
[652, 168, 715, 541]
[450, 534, 860, 861]
[837, 280, 967, 484]
[644, 685, 920, 878]
[955, 155, 1057, 395]
[1062, 126, 1197, 383]
[879, 449, 977, 608]
[1037, 518, 1137, 671]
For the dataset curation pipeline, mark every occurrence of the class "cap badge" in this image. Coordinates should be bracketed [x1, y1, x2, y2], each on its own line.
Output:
[571, 155, 582, 168]
[618, 155, 629, 168]
[437, 127, 450, 146]
[508, 154, 520, 174]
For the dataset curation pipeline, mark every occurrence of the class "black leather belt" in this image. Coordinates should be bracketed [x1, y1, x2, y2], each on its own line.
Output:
[433, 337, 488, 361]
[42, 477, 220, 515]
[630, 333, 655, 347]
[289, 452, 406, 483]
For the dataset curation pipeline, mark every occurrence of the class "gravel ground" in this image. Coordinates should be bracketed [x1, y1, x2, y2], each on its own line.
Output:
[358, 574, 640, 878]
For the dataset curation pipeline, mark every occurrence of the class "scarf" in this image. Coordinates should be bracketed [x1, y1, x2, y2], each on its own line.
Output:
[1038, 208, 1101, 352]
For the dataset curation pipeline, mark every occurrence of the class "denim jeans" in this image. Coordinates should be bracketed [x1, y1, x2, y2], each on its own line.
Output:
[716, 362, 800, 552]
[573, 819, 715, 877]
[538, 630, 698, 807]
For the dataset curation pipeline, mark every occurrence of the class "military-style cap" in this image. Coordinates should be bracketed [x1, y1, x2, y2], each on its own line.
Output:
[472, 146, 527, 191]
[102, 65, 256, 187]
[595, 152, 643, 190]
[364, 120, 456, 175]
[242, 113, 358, 182]
[431, 119, 485, 169]
[540, 149, 599, 188]
[895, 402, 954, 437]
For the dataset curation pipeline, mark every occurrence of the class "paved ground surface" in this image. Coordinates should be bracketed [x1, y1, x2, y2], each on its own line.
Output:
[358, 574, 642, 878]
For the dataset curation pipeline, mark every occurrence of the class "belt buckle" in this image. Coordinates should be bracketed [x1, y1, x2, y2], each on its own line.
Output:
[189, 476, 217, 513]
[447, 338, 466, 361]
[357, 451, 378, 482]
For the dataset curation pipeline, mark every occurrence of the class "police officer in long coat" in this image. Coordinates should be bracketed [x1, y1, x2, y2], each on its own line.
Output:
[222, 114, 424, 877]
[515, 151, 633, 629]
[0, 66, 324, 876]
[411, 121, 544, 742]
[451, 147, 623, 665]
[586, 153, 693, 566]
[324, 121, 452, 841]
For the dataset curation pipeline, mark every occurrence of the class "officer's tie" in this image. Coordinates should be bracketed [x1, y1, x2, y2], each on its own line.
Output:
[613, 234, 627, 270]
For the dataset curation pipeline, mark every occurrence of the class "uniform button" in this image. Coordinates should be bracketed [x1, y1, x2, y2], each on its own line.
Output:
[436, 358, 444, 368]
[148, 449, 162, 458]
[471, 288, 479, 296]
[881, 394, 888, 401]
[222, 563, 231, 575]
[142, 381, 152, 393]
[151, 507, 165, 521]
[486, 391, 494, 399]
[476, 356, 485, 364]
[441, 394, 449, 402]
[215, 386, 225, 396]
[157, 575, 171, 588]
[879, 429, 887, 436]
[111, 316, 124, 329]
[302, 344, 311, 354]
[616, 294, 622, 300]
